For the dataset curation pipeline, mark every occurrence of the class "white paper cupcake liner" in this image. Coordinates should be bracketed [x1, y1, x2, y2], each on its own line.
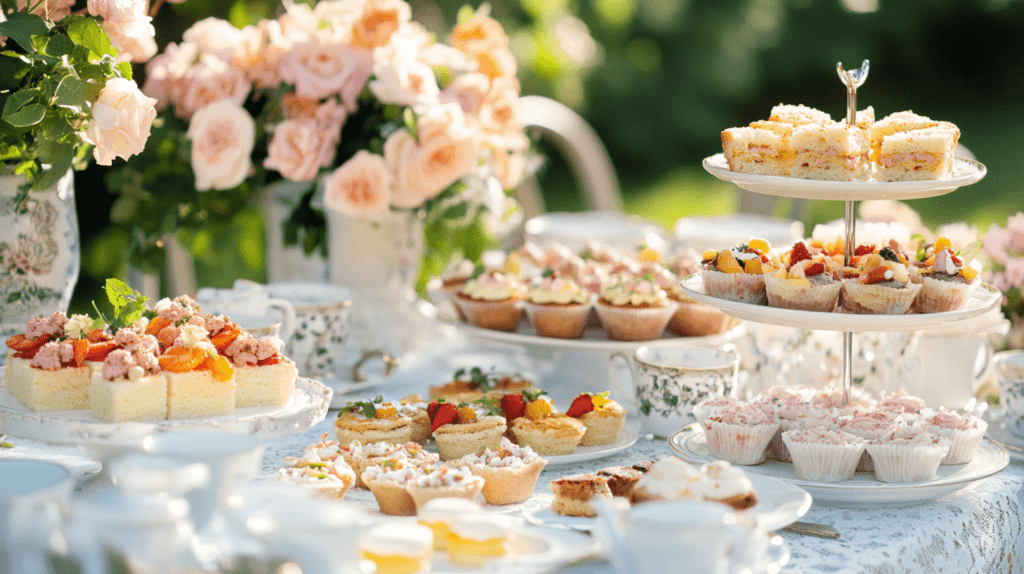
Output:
[767, 419, 799, 462]
[702, 420, 779, 465]
[453, 295, 524, 331]
[593, 299, 679, 341]
[703, 270, 767, 305]
[841, 281, 921, 315]
[865, 439, 951, 483]
[523, 301, 593, 339]
[925, 420, 988, 464]
[764, 274, 842, 312]
[668, 299, 739, 336]
[913, 276, 980, 314]
[782, 432, 866, 482]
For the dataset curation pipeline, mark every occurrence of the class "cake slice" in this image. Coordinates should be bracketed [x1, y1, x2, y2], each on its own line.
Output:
[160, 325, 236, 419]
[222, 333, 297, 408]
[90, 349, 167, 422]
[768, 104, 833, 126]
[4, 356, 91, 411]
[790, 123, 871, 181]
[877, 128, 957, 181]
[720, 126, 793, 176]
[549, 473, 612, 517]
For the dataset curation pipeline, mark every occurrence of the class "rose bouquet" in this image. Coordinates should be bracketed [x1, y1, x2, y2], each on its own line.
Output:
[982, 212, 1024, 350]
[107, 0, 529, 288]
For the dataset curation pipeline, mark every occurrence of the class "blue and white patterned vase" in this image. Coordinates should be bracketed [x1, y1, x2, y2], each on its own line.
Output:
[0, 169, 78, 347]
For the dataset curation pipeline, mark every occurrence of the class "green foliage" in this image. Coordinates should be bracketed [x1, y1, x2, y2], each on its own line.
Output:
[90, 278, 149, 331]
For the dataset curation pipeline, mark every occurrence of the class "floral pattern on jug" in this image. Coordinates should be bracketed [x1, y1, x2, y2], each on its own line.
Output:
[635, 362, 734, 421]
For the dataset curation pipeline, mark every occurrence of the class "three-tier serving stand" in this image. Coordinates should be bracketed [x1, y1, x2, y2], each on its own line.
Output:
[684, 60, 999, 406]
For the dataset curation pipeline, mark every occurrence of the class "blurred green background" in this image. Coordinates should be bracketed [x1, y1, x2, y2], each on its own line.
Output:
[72, 0, 1024, 311]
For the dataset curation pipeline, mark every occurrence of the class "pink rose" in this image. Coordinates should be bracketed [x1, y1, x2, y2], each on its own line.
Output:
[83, 78, 157, 166]
[1008, 213, 1024, 250]
[1007, 258, 1024, 290]
[350, 0, 411, 49]
[278, 32, 374, 110]
[177, 53, 251, 120]
[16, 0, 75, 20]
[323, 151, 392, 221]
[182, 17, 244, 62]
[440, 73, 490, 118]
[87, 0, 156, 63]
[982, 223, 1010, 265]
[264, 100, 346, 182]
[141, 42, 199, 110]
[384, 103, 479, 207]
[368, 57, 440, 107]
[478, 77, 527, 150]
[233, 21, 287, 89]
[187, 100, 255, 191]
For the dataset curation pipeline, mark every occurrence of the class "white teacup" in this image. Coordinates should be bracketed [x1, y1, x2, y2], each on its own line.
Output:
[195, 286, 296, 342]
[610, 345, 738, 438]
[995, 350, 1024, 437]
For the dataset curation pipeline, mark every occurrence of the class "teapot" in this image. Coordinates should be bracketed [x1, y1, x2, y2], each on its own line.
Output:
[592, 498, 754, 574]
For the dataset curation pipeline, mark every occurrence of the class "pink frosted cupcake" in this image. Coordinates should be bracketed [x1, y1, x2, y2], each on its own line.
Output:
[922, 408, 988, 464]
[770, 402, 835, 462]
[782, 427, 866, 482]
[833, 410, 902, 472]
[454, 271, 527, 331]
[911, 237, 981, 314]
[877, 390, 929, 421]
[593, 273, 679, 341]
[865, 425, 951, 483]
[691, 396, 738, 424]
[702, 404, 779, 465]
[700, 241, 772, 305]
[523, 271, 594, 339]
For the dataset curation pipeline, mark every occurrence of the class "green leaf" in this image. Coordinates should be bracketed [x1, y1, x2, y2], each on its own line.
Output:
[3, 89, 39, 116]
[67, 18, 115, 62]
[94, 278, 148, 332]
[0, 12, 50, 53]
[53, 76, 85, 108]
[0, 56, 31, 90]
[43, 33, 73, 58]
[32, 151, 72, 191]
[5, 103, 45, 127]
[115, 61, 132, 81]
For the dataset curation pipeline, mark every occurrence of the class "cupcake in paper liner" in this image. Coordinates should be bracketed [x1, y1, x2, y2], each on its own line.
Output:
[782, 427, 866, 482]
[914, 275, 979, 314]
[453, 271, 527, 331]
[702, 404, 779, 465]
[910, 236, 982, 314]
[692, 396, 738, 424]
[922, 408, 988, 464]
[765, 242, 843, 312]
[669, 298, 740, 336]
[700, 240, 774, 305]
[523, 271, 594, 339]
[834, 410, 902, 472]
[865, 426, 951, 483]
[594, 273, 678, 341]
[841, 248, 920, 315]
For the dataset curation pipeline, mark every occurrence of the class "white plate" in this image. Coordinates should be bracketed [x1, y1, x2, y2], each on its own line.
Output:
[0, 374, 332, 445]
[679, 274, 1001, 332]
[545, 426, 640, 466]
[669, 425, 1009, 506]
[525, 471, 809, 533]
[702, 153, 986, 200]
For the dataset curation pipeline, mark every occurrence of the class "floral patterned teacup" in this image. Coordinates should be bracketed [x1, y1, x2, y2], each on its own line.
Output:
[995, 350, 1024, 437]
[610, 345, 738, 438]
[263, 282, 354, 380]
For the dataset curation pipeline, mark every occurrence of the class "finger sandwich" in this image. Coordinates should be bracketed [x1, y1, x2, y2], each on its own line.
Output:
[877, 128, 957, 181]
[720, 126, 794, 176]
[868, 110, 959, 164]
[790, 123, 871, 181]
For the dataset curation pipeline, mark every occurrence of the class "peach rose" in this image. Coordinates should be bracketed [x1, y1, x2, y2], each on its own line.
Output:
[351, 0, 411, 49]
[16, 0, 75, 21]
[479, 76, 528, 150]
[142, 42, 199, 110]
[384, 103, 479, 207]
[83, 78, 157, 166]
[277, 2, 320, 45]
[323, 151, 392, 221]
[474, 46, 517, 80]
[368, 57, 439, 107]
[87, 0, 156, 63]
[451, 15, 508, 55]
[489, 147, 527, 190]
[177, 53, 251, 120]
[187, 100, 256, 191]
[440, 72, 490, 118]
[278, 32, 374, 110]
[233, 21, 289, 89]
[182, 17, 244, 62]
[264, 107, 343, 182]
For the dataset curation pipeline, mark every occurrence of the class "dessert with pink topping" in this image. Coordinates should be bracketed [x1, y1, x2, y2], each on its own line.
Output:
[405, 465, 486, 510]
[223, 333, 297, 408]
[782, 427, 866, 482]
[593, 272, 679, 341]
[4, 311, 96, 412]
[922, 408, 988, 464]
[702, 403, 779, 465]
[769, 402, 835, 462]
[522, 270, 594, 339]
[876, 390, 929, 418]
[89, 340, 167, 422]
[691, 395, 738, 423]
[834, 409, 902, 471]
[459, 437, 547, 505]
[453, 270, 527, 331]
[865, 425, 951, 483]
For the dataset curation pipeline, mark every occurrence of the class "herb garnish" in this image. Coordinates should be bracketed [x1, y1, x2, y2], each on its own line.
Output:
[91, 278, 149, 332]
[340, 395, 385, 418]
[878, 247, 900, 263]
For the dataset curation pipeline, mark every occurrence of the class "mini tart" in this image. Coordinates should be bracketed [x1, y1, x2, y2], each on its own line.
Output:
[432, 416, 507, 461]
[334, 411, 414, 446]
[417, 497, 482, 550]
[575, 400, 626, 446]
[445, 513, 513, 567]
[396, 401, 432, 445]
[511, 416, 586, 456]
[405, 465, 486, 511]
[461, 438, 548, 505]
[357, 442, 439, 488]
[781, 427, 866, 483]
[359, 523, 433, 574]
[361, 461, 425, 516]
[274, 459, 356, 499]
[550, 473, 612, 517]
[428, 379, 484, 403]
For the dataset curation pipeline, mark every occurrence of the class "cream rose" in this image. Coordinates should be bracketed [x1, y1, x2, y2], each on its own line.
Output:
[142, 42, 199, 110]
[489, 147, 527, 190]
[182, 17, 244, 62]
[187, 100, 255, 191]
[233, 21, 287, 89]
[350, 0, 411, 49]
[83, 78, 157, 166]
[177, 53, 251, 120]
[278, 32, 374, 110]
[324, 151, 392, 221]
[440, 72, 490, 118]
[16, 0, 75, 21]
[87, 0, 156, 63]
[368, 57, 439, 107]
[384, 103, 479, 208]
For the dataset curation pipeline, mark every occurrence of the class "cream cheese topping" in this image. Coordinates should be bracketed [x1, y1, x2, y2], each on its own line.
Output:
[600, 273, 667, 306]
[461, 271, 526, 301]
[528, 275, 589, 305]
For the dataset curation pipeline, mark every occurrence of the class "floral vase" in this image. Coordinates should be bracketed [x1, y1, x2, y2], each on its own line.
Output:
[259, 181, 329, 283]
[325, 208, 427, 382]
[0, 169, 78, 343]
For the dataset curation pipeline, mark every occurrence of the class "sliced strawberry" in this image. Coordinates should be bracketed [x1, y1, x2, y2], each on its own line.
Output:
[85, 341, 118, 362]
[854, 244, 875, 256]
[789, 242, 811, 266]
[428, 402, 459, 432]
[804, 262, 826, 277]
[6, 333, 52, 352]
[257, 354, 281, 366]
[501, 393, 526, 421]
[862, 266, 891, 285]
[566, 394, 595, 418]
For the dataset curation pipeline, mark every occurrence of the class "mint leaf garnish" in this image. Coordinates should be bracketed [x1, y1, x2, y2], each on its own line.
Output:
[91, 278, 149, 332]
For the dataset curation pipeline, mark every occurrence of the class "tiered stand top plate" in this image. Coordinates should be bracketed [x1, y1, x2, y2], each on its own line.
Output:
[679, 275, 1001, 332]
[703, 154, 987, 200]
